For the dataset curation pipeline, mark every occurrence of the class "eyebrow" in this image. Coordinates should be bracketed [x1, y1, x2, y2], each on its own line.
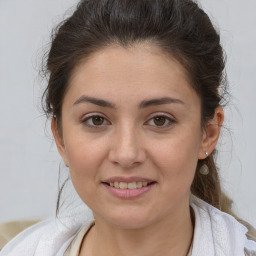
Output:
[73, 95, 184, 109]
[139, 97, 184, 108]
[73, 96, 116, 109]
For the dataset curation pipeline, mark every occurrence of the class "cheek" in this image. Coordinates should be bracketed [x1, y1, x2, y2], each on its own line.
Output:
[63, 132, 108, 179]
[64, 135, 108, 205]
[151, 129, 202, 186]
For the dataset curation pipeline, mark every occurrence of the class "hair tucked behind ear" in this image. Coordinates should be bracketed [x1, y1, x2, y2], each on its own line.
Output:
[42, 0, 255, 239]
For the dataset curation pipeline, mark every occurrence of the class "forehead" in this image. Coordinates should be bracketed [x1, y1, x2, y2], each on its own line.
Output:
[65, 44, 199, 108]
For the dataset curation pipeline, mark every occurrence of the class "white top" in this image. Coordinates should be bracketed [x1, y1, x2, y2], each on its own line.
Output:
[63, 224, 193, 256]
[1, 196, 255, 256]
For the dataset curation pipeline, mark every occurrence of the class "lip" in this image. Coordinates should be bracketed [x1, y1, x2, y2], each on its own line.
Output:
[102, 176, 155, 183]
[101, 177, 156, 199]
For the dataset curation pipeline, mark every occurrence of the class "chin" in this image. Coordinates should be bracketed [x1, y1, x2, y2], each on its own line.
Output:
[110, 217, 152, 230]
[96, 207, 157, 230]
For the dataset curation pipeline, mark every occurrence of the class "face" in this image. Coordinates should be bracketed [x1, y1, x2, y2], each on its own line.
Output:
[53, 44, 218, 229]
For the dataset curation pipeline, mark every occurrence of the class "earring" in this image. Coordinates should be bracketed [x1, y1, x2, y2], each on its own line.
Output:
[199, 152, 209, 175]
[199, 164, 209, 175]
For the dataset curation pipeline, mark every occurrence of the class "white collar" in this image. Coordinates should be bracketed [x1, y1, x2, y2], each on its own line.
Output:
[1, 196, 255, 256]
[190, 195, 252, 256]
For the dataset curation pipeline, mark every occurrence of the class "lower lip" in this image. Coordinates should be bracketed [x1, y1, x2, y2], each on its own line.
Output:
[102, 183, 155, 199]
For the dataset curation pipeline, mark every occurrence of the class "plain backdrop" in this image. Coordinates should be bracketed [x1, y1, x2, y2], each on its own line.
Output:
[0, 0, 255, 227]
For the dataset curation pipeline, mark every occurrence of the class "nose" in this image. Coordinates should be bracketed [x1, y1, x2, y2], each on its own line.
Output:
[108, 124, 146, 168]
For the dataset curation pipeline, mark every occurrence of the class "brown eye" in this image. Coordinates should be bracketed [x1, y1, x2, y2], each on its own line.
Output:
[146, 115, 175, 128]
[82, 115, 110, 127]
[92, 116, 104, 126]
[153, 116, 167, 126]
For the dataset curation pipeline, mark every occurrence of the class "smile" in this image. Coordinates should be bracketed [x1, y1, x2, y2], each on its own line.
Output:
[102, 180, 156, 199]
[107, 181, 152, 189]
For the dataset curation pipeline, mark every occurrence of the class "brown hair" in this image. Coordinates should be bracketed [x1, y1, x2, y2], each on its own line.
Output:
[42, 0, 255, 237]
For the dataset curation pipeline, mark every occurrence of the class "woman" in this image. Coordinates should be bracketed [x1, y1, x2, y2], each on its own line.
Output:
[1, 0, 256, 255]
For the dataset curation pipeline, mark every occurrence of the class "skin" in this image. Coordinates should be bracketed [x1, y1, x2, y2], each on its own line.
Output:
[52, 43, 224, 256]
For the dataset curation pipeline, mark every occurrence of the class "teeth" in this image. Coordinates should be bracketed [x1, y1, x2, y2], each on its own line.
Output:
[114, 181, 119, 188]
[128, 182, 137, 189]
[119, 182, 128, 189]
[109, 181, 150, 189]
[137, 182, 142, 188]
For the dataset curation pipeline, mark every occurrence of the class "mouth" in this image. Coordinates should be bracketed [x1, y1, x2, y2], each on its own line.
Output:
[102, 181, 156, 189]
[102, 178, 156, 199]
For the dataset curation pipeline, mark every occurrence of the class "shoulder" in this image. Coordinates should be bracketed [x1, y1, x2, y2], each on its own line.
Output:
[0, 220, 40, 250]
[245, 239, 256, 256]
[190, 195, 256, 256]
[0, 218, 93, 256]
[0, 218, 56, 255]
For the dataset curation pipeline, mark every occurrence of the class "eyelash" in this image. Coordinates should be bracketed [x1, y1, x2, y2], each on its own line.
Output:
[81, 114, 176, 128]
[145, 115, 176, 128]
[81, 114, 111, 128]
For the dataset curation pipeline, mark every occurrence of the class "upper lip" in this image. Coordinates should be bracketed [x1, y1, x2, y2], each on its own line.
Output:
[102, 176, 155, 183]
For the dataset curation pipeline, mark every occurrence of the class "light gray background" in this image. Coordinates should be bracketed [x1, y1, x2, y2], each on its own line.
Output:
[0, 0, 255, 226]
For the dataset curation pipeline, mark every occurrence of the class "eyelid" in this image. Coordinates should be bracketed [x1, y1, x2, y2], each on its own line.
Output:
[80, 112, 176, 128]
[145, 113, 176, 127]
[81, 113, 111, 127]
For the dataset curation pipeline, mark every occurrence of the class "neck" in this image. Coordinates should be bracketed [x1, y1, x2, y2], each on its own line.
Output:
[81, 202, 194, 256]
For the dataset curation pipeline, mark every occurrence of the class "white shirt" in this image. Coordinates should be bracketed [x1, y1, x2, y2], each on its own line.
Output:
[63, 224, 193, 256]
[1, 196, 255, 256]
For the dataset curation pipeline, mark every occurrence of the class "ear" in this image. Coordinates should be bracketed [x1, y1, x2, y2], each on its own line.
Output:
[198, 106, 224, 159]
[51, 117, 69, 166]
